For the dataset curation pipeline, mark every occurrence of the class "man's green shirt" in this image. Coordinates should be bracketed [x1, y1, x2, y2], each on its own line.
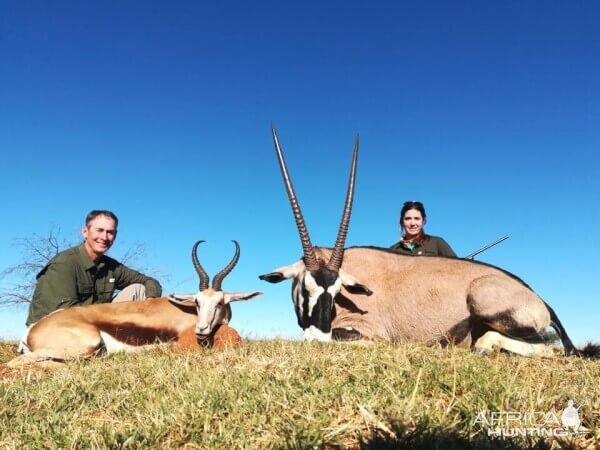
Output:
[26, 244, 162, 325]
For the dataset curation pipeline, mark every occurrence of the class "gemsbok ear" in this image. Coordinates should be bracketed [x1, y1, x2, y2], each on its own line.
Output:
[224, 291, 263, 303]
[343, 283, 374, 296]
[259, 261, 305, 283]
[259, 273, 286, 283]
[339, 269, 374, 296]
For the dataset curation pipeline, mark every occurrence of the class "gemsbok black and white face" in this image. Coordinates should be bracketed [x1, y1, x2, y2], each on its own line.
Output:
[259, 128, 372, 341]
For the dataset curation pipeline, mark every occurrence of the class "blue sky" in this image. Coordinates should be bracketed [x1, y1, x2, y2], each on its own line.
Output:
[1, 1, 598, 345]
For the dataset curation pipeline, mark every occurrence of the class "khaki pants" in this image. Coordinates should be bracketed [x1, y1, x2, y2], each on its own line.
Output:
[112, 283, 148, 303]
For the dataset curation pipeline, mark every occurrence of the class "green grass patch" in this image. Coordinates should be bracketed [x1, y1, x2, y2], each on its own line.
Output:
[1, 340, 598, 449]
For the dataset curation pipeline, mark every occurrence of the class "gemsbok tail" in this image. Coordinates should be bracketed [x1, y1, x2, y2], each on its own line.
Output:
[545, 302, 600, 359]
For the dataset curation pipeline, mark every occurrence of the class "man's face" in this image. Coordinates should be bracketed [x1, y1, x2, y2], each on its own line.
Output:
[82, 215, 117, 259]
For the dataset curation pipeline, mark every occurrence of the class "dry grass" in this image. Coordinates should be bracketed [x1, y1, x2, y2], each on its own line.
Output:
[1, 340, 599, 449]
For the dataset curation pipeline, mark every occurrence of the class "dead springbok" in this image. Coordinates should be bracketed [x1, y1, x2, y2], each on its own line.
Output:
[259, 128, 599, 358]
[8, 240, 262, 367]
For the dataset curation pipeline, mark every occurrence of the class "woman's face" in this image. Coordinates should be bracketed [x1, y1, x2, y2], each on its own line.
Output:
[401, 208, 425, 238]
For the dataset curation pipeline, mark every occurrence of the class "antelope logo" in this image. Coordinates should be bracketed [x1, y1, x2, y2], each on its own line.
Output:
[560, 400, 581, 433]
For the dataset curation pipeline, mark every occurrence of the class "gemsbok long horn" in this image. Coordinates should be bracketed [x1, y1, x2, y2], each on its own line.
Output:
[328, 135, 359, 271]
[192, 240, 210, 290]
[212, 240, 241, 291]
[272, 127, 319, 271]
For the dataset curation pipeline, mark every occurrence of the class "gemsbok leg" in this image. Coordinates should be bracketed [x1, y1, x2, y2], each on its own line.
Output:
[468, 274, 561, 357]
[473, 330, 560, 358]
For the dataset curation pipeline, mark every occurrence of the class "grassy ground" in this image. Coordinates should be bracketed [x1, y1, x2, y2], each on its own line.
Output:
[1, 339, 598, 449]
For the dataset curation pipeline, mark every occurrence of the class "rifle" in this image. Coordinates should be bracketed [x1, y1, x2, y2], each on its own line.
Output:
[464, 235, 509, 260]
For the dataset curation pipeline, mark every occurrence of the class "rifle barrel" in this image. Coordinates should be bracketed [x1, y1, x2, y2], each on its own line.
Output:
[465, 235, 509, 259]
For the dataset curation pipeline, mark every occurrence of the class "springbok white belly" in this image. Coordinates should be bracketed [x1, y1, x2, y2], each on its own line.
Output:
[99, 331, 164, 354]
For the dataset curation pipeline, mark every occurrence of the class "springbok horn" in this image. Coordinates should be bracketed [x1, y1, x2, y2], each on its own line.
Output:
[212, 240, 240, 291]
[271, 127, 319, 271]
[192, 240, 210, 291]
[328, 135, 359, 271]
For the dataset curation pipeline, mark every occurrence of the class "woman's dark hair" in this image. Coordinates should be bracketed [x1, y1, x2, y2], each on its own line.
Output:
[399, 201, 428, 242]
[85, 210, 119, 228]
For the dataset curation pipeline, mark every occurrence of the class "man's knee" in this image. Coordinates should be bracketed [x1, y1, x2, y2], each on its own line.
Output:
[112, 284, 147, 303]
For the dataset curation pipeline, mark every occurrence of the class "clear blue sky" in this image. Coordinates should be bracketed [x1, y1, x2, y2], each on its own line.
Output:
[1, 1, 598, 345]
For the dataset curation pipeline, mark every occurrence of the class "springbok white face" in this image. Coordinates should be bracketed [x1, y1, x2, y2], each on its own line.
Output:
[170, 288, 261, 339]
[259, 128, 372, 341]
[170, 240, 262, 341]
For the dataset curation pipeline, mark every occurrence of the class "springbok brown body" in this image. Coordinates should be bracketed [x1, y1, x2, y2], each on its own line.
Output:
[9, 240, 261, 367]
[260, 128, 599, 358]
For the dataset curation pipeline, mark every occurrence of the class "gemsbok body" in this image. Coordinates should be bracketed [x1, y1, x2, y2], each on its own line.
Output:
[9, 240, 261, 367]
[260, 128, 599, 358]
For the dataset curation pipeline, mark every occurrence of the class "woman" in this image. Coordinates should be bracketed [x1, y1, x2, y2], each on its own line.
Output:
[390, 201, 456, 257]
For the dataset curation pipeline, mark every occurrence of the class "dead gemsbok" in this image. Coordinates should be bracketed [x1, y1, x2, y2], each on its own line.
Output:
[8, 240, 262, 367]
[259, 128, 599, 358]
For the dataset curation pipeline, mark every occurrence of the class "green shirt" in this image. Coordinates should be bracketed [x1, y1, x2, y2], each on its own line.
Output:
[390, 235, 457, 257]
[26, 244, 162, 325]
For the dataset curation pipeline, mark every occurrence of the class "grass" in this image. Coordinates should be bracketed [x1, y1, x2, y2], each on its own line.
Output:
[1, 339, 599, 449]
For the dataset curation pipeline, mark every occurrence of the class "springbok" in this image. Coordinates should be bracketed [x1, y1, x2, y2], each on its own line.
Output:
[8, 240, 262, 367]
[259, 128, 599, 358]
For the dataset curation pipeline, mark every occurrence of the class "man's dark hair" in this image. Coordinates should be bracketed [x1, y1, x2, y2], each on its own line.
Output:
[85, 210, 119, 228]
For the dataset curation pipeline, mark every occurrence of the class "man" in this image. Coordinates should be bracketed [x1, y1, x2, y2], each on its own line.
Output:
[25, 210, 162, 326]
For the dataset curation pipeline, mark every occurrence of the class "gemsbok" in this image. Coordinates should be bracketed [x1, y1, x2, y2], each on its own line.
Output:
[9, 240, 262, 367]
[259, 128, 599, 358]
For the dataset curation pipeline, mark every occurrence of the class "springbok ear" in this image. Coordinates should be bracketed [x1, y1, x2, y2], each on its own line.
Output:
[167, 293, 197, 307]
[259, 261, 305, 283]
[339, 269, 374, 296]
[224, 291, 263, 304]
